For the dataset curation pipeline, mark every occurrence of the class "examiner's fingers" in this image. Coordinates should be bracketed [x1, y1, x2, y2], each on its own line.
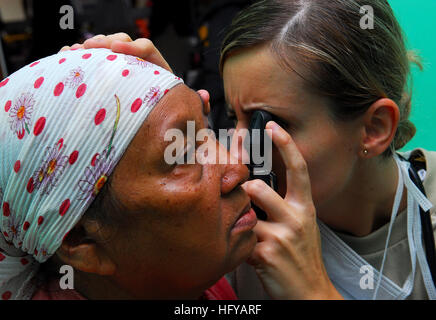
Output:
[83, 35, 111, 49]
[59, 43, 83, 52]
[197, 89, 210, 115]
[83, 33, 131, 50]
[80, 34, 173, 72]
[111, 38, 172, 72]
[250, 219, 271, 242]
[106, 32, 132, 43]
[59, 46, 70, 52]
[266, 121, 313, 204]
[70, 43, 83, 50]
[242, 179, 298, 224]
[246, 240, 283, 267]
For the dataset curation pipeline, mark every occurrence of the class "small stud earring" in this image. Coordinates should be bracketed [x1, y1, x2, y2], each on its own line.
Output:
[363, 149, 369, 156]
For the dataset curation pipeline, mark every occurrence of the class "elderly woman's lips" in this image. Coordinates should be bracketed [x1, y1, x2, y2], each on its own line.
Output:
[233, 207, 257, 230]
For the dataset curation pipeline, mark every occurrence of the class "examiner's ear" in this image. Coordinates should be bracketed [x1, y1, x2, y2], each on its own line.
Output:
[360, 98, 400, 157]
[55, 220, 116, 276]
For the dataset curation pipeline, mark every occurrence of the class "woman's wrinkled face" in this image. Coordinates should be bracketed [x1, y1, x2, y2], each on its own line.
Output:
[106, 84, 256, 299]
[223, 45, 362, 211]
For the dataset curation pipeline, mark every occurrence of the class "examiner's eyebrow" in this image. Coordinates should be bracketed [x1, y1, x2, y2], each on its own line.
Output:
[225, 104, 283, 117]
[243, 104, 288, 112]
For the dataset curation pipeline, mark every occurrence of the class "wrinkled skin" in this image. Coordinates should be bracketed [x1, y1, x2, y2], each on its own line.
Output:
[57, 82, 257, 299]
[106, 84, 256, 299]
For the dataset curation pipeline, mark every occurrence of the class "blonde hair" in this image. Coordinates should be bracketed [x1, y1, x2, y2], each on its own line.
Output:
[220, 0, 423, 155]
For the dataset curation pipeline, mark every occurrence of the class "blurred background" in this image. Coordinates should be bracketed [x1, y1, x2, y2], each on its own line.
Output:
[0, 0, 434, 152]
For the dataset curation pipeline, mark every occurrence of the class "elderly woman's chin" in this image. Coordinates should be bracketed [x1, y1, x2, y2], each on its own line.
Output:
[228, 231, 257, 270]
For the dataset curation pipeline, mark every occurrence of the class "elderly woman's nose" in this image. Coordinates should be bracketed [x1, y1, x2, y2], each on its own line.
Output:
[220, 155, 249, 195]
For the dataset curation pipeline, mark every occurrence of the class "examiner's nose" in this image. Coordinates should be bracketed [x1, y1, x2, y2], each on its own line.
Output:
[229, 127, 251, 166]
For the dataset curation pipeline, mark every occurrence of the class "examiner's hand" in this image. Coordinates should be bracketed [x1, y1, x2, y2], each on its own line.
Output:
[60, 33, 210, 110]
[59, 33, 172, 72]
[242, 121, 343, 300]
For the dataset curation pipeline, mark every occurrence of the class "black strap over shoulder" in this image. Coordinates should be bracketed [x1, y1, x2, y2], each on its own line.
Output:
[406, 151, 436, 287]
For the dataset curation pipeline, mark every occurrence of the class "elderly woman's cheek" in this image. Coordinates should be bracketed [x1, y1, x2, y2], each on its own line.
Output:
[157, 179, 212, 209]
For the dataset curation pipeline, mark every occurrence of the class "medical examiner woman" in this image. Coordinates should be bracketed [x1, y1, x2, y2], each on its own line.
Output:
[76, 0, 436, 300]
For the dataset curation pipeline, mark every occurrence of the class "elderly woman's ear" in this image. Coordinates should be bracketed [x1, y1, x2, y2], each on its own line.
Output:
[55, 220, 116, 276]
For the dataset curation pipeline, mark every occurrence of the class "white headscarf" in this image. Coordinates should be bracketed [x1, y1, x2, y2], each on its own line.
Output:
[0, 48, 183, 299]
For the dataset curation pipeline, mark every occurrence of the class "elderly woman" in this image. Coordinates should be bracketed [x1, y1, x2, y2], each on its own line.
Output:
[0, 48, 257, 299]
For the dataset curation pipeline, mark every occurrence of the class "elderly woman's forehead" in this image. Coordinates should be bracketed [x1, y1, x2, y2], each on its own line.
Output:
[171, 83, 201, 103]
[139, 84, 201, 134]
[158, 84, 202, 115]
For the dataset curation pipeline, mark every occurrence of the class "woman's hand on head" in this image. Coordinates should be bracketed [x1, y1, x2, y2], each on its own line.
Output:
[242, 121, 343, 300]
[59, 33, 172, 72]
[60, 34, 211, 112]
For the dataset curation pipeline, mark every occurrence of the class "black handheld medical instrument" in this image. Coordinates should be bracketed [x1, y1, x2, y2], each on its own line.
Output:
[248, 110, 281, 220]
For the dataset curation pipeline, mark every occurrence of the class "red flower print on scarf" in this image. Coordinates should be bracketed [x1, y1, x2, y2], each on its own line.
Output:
[2, 212, 22, 244]
[77, 148, 116, 201]
[124, 55, 151, 68]
[9, 92, 35, 139]
[65, 66, 85, 89]
[144, 86, 161, 107]
[78, 95, 120, 201]
[32, 140, 69, 195]
[34, 245, 50, 259]
[40, 246, 49, 257]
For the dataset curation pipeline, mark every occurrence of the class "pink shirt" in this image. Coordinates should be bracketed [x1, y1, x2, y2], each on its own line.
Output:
[32, 276, 237, 300]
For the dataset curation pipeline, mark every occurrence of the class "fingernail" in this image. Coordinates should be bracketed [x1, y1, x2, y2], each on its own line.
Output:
[267, 121, 279, 132]
[70, 43, 81, 50]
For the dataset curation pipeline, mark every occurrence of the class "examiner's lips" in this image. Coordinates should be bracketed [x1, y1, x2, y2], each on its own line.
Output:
[232, 203, 257, 231]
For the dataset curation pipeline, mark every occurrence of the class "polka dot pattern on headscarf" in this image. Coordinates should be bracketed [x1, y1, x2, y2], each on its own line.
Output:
[0, 48, 183, 299]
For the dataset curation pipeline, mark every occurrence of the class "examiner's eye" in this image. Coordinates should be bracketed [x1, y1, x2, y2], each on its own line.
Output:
[275, 117, 289, 130]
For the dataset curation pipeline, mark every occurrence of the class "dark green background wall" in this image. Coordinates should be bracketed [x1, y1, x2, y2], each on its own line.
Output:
[390, 0, 436, 152]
